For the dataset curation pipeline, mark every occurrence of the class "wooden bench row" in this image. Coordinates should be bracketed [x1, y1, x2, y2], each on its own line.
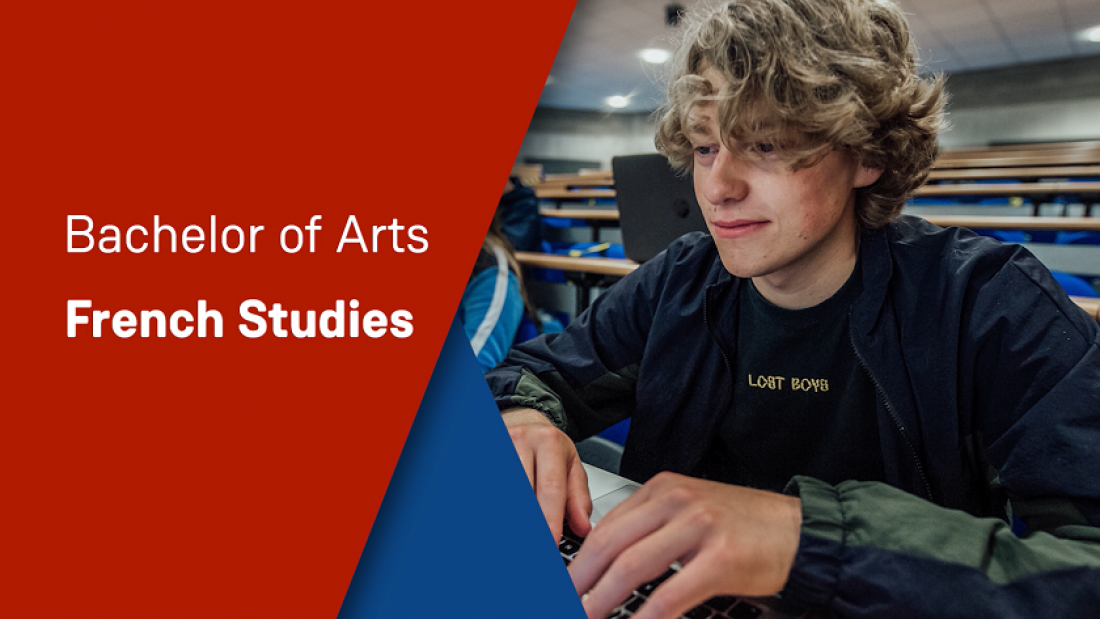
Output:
[937, 140, 1100, 157]
[926, 165, 1100, 182]
[935, 140, 1100, 169]
[532, 165, 1100, 188]
[533, 182, 1100, 213]
[516, 144, 1100, 316]
[520, 141, 1100, 186]
[516, 250, 1100, 323]
[523, 142, 1100, 213]
[539, 209, 1100, 232]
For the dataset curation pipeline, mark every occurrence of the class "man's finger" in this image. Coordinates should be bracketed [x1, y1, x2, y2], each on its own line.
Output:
[565, 458, 593, 538]
[534, 440, 569, 542]
[516, 447, 535, 489]
[569, 492, 674, 596]
[630, 556, 725, 619]
[579, 523, 703, 619]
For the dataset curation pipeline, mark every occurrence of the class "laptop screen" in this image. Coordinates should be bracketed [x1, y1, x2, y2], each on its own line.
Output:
[612, 154, 709, 263]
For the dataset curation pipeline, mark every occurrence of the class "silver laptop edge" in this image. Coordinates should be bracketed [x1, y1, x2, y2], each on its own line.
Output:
[583, 463, 641, 525]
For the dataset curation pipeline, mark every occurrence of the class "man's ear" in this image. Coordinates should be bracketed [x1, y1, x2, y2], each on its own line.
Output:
[854, 165, 884, 188]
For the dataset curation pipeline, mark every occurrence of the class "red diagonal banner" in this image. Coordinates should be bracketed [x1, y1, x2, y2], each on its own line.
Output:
[2, 1, 576, 616]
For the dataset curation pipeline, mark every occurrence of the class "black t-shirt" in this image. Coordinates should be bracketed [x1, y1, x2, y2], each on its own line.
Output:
[701, 265, 885, 491]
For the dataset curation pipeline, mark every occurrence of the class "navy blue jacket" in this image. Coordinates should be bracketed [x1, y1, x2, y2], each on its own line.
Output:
[487, 216, 1100, 617]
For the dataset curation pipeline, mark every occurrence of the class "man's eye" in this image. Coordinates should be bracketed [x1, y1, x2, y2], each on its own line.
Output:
[755, 143, 775, 154]
[695, 146, 714, 156]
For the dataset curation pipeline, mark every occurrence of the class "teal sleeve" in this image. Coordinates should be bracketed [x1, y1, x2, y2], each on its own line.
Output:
[458, 268, 524, 372]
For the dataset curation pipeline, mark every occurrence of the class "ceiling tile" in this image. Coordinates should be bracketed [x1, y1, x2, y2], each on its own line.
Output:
[1012, 36, 1077, 61]
[537, 0, 1100, 111]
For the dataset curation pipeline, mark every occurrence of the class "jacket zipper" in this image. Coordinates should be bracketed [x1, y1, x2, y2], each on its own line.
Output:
[703, 290, 735, 392]
[700, 289, 736, 481]
[848, 319, 935, 501]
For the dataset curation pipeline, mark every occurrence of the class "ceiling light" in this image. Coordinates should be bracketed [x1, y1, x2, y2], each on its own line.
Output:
[1086, 26, 1100, 42]
[640, 48, 671, 64]
[606, 95, 630, 109]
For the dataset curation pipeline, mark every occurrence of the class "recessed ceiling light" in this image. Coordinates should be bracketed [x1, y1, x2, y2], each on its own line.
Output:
[606, 95, 630, 109]
[640, 48, 672, 64]
[1086, 26, 1100, 42]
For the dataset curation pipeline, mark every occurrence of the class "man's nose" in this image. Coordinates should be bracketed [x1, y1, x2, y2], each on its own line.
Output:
[701, 148, 749, 206]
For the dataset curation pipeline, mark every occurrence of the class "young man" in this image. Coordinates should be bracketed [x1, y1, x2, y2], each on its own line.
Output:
[485, 1, 1100, 617]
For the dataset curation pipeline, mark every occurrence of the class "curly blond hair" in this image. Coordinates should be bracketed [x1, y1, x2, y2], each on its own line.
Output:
[655, 0, 947, 228]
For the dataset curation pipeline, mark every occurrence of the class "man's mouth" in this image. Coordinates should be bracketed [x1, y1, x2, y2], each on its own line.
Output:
[711, 219, 769, 239]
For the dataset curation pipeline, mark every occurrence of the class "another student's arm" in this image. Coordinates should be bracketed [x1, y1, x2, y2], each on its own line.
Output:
[459, 267, 523, 372]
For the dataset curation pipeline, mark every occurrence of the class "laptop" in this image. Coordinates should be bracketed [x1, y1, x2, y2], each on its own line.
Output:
[566, 464, 812, 619]
[584, 462, 642, 524]
[611, 154, 710, 263]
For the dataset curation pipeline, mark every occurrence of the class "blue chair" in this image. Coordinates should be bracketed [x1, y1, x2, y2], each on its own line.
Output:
[1051, 272, 1098, 298]
[1055, 232, 1100, 246]
[513, 315, 540, 345]
[974, 230, 1029, 244]
[598, 418, 631, 446]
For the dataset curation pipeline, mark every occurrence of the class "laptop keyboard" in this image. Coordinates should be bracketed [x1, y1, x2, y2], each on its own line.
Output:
[559, 526, 765, 619]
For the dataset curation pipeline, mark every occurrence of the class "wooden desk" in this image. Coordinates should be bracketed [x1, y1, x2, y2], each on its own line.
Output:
[932, 152, 1100, 169]
[938, 141, 1100, 158]
[537, 182, 1100, 197]
[516, 251, 638, 277]
[916, 182, 1100, 216]
[519, 251, 1100, 322]
[535, 187, 616, 201]
[538, 182, 1100, 214]
[535, 187, 617, 210]
[535, 172, 616, 209]
[923, 216, 1100, 231]
[541, 208, 620, 221]
[517, 251, 638, 314]
[914, 181, 1100, 196]
[1072, 296, 1100, 321]
[528, 142, 1100, 198]
[927, 166, 1100, 182]
[542, 209, 1100, 232]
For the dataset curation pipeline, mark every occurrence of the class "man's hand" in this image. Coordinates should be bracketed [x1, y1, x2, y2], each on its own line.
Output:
[569, 472, 802, 619]
[503, 408, 593, 542]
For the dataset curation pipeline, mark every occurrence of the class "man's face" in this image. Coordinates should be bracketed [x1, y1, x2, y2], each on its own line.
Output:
[688, 67, 881, 305]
